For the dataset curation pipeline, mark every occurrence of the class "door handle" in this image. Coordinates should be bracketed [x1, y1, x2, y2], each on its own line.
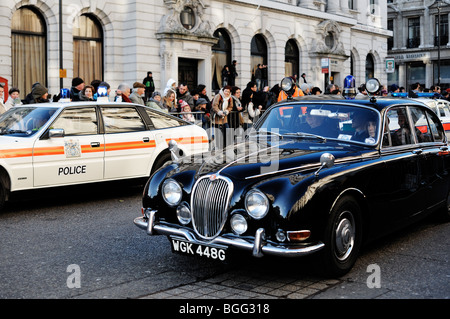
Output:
[91, 142, 101, 148]
[412, 149, 423, 155]
[143, 137, 150, 143]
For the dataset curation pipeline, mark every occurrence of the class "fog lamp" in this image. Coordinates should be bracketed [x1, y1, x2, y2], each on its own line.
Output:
[230, 214, 248, 235]
[275, 230, 287, 242]
[176, 202, 191, 225]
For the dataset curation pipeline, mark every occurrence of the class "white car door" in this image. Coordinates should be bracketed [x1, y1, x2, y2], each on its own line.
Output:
[101, 106, 156, 179]
[33, 106, 105, 187]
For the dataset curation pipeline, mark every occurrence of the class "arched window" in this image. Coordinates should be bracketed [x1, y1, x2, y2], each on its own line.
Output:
[251, 34, 267, 81]
[11, 7, 47, 98]
[73, 14, 103, 85]
[285, 39, 299, 78]
[366, 54, 375, 81]
[212, 28, 232, 90]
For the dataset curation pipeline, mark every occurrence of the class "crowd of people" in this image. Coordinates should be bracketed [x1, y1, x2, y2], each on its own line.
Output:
[1, 68, 449, 127]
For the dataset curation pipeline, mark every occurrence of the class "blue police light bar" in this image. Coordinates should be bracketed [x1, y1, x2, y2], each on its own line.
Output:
[416, 93, 436, 98]
[391, 92, 408, 97]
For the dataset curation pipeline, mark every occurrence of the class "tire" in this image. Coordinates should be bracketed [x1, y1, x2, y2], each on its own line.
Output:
[435, 191, 450, 222]
[321, 195, 362, 277]
[0, 181, 6, 213]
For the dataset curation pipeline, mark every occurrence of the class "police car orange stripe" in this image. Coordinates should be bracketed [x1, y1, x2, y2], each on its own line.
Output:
[105, 140, 156, 152]
[165, 136, 209, 145]
[0, 148, 33, 158]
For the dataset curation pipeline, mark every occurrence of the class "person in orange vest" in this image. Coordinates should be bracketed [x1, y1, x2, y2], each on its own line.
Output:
[277, 77, 304, 101]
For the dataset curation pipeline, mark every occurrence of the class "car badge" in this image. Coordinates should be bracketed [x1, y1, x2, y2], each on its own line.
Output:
[209, 174, 217, 181]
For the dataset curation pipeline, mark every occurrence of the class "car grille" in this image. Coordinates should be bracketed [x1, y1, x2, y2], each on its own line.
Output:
[191, 175, 233, 239]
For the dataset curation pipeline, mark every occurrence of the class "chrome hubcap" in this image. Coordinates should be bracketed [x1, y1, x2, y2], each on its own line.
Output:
[335, 212, 355, 261]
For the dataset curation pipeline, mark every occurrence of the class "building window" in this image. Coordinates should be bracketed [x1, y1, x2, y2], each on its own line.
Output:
[370, 0, 376, 14]
[348, 0, 354, 10]
[407, 17, 420, 48]
[251, 34, 268, 81]
[73, 14, 103, 85]
[285, 39, 299, 78]
[387, 19, 394, 51]
[212, 28, 232, 90]
[365, 54, 375, 81]
[435, 14, 449, 47]
[11, 7, 47, 99]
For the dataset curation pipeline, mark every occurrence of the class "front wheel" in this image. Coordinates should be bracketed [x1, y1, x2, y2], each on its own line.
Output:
[321, 196, 362, 277]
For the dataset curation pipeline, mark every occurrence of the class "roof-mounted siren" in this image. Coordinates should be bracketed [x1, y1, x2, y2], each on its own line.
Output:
[343, 75, 357, 100]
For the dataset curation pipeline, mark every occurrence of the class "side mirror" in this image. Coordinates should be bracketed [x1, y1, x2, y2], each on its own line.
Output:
[49, 128, 65, 138]
[315, 152, 335, 177]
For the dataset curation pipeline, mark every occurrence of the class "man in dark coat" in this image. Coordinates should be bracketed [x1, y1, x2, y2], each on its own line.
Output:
[143, 71, 155, 102]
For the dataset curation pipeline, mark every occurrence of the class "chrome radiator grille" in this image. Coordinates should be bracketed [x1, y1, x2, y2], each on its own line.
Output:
[191, 175, 233, 239]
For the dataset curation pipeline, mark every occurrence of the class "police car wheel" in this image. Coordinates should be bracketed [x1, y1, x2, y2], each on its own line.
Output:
[0, 182, 6, 212]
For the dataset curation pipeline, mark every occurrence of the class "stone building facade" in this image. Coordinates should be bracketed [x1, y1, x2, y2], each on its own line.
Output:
[0, 0, 391, 98]
[387, 0, 450, 90]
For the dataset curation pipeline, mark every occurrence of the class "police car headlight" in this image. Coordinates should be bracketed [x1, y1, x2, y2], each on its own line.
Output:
[245, 189, 269, 219]
[230, 214, 248, 235]
[176, 202, 191, 225]
[162, 179, 182, 206]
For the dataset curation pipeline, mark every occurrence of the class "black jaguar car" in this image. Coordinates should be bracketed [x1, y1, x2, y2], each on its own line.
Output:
[134, 79, 450, 276]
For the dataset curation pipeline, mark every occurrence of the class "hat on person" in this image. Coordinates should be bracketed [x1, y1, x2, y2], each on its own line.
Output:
[133, 82, 145, 89]
[300, 83, 309, 92]
[197, 98, 208, 105]
[311, 87, 322, 94]
[390, 84, 399, 92]
[72, 77, 84, 87]
[152, 91, 161, 98]
[31, 83, 48, 99]
[179, 100, 189, 107]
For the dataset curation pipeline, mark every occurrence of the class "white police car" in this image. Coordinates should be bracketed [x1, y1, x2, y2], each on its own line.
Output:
[415, 98, 450, 139]
[0, 101, 209, 211]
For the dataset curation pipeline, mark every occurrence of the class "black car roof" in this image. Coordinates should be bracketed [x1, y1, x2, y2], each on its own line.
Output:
[276, 95, 428, 113]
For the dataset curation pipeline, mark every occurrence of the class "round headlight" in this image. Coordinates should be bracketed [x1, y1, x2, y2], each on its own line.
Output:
[366, 78, 381, 95]
[230, 214, 248, 235]
[162, 179, 182, 206]
[280, 77, 294, 92]
[245, 189, 269, 219]
[176, 202, 191, 225]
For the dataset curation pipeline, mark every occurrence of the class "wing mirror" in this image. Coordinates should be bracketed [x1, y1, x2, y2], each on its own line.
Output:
[48, 128, 65, 138]
[315, 153, 335, 177]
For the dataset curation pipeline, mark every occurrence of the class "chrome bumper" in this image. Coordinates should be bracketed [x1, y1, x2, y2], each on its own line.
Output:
[134, 210, 324, 258]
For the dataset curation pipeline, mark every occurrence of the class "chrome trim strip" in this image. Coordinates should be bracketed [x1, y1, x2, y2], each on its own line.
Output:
[134, 216, 325, 258]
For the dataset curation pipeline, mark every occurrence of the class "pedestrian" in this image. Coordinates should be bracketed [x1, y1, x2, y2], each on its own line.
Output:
[0, 84, 6, 114]
[262, 65, 268, 89]
[31, 83, 49, 103]
[71, 77, 85, 101]
[146, 91, 167, 112]
[95, 81, 111, 101]
[221, 65, 231, 87]
[162, 90, 177, 113]
[229, 60, 238, 86]
[212, 86, 234, 149]
[130, 82, 146, 105]
[196, 84, 212, 111]
[300, 83, 311, 95]
[180, 101, 195, 123]
[300, 73, 307, 83]
[229, 86, 243, 130]
[163, 78, 177, 100]
[241, 81, 259, 126]
[254, 64, 263, 91]
[143, 71, 155, 102]
[115, 83, 132, 103]
[195, 97, 210, 129]
[325, 83, 336, 95]
[176, 83, 194, 109]
[80, 85, 95, 101]
[4, 87, 22, 110]
[311, 87, 322, 95]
